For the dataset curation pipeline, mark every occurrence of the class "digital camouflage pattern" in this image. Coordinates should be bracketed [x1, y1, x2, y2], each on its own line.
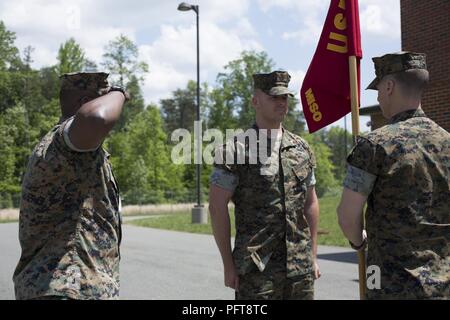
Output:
[253, 71, 294, 97]
[343, 164, 377, 196]
[13, 117, 122, 300]
[214, 125, 316, 299]
[367, 51, 427, 90]
[236, 245, 314, 300]
[60, 72, 110, 95]
[347, 107, 450, 299]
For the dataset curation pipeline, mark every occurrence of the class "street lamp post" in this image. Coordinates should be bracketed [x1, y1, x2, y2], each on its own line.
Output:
[178, 2, 207, 224]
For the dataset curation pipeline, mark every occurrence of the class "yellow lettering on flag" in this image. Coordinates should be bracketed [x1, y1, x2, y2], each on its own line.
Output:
[327, 32, 348, 53]
[305, 88, 323, 122]
[334, 13, 347, 30]
[326, 0, 348, 54]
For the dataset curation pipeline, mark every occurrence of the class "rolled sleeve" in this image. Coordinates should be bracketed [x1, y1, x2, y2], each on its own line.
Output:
[210, 168, 239, 192]
[347, 136, 386, 176]
[343, 165, 377, 195]
[62, 117, 100, 153]
[306, 169, 316, 187]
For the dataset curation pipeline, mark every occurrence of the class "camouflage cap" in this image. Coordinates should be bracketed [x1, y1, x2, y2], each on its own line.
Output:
[253, 70, 294, 97]
[366, 52, 427, 90]
[60, 72, 110, 94]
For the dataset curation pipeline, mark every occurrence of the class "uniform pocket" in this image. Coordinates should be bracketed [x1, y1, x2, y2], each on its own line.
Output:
[292, 165, 310, 183]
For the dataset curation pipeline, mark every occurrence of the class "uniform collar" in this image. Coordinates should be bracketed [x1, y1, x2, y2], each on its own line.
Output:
[389, 107, 427, 124]
[281, 129, 298, 149]
[251, 123, 297, 149]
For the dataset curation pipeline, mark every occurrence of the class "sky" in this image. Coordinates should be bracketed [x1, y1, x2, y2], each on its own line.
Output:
[0, 0, 401, 132]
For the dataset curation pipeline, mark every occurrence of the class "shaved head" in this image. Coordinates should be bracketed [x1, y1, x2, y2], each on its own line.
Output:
[385, 69, 429, 98]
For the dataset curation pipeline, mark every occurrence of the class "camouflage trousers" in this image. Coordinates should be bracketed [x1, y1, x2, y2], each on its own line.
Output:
[28, 295, 73, 300]
[236, 270, 314, 300]
[235, 239, 314, 300]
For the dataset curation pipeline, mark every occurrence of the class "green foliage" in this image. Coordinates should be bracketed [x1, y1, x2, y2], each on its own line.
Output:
[56, 38, 87, 75]
[0, 113, 18, 208]
[129, 210, 236, 237]
[160, 80, 209, 134]
[113, 75, 146, 132]
[0, 20, 349, 209]
[0, 21, 61, 208]
[101, 35, 148, 132]
[107, 106, 185, 204]
[101, 34, 149, 87]
[127, 196, 349, 247]
[302, 134, 338, 197]
[209, 50, 274, 131]
[0, 21, 22, 71]
[283, 98, 306, 135]
[319, 126, 352, 182]
[208, 50, 305, 134]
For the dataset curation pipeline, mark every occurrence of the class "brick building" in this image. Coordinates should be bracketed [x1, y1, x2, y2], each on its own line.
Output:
[361, 0, 450, 132]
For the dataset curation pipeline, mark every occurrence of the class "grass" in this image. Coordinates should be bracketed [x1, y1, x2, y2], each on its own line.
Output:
[315, 196, 348, 247]
[0, 219, 18, 224]
[128, 195, 349, 247]
[129, 208, 237, 237]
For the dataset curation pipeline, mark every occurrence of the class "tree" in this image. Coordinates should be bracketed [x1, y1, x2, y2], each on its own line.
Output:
[56, 38, 87, 75]
[111, 75, 146, 132]
[22, 46, 34, 71]
[0, 21, 22, 71]
[210, 50, 274, 130]
[209, 50, 305, 133]
[160, 80, 209, 135]
[38, 66, 60, 101]
[101, 34, 149, 87]
[0, 114, 19, 208]
[83, 59, 98, 72]
[1, 104, 32, 195]
[282, 101, 306, 135]
[107, 105, 185, 204]
[302, 134, 338, 197]
[320, 127, 352, 182]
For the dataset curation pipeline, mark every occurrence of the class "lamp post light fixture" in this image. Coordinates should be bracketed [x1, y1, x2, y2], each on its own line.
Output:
[177, 2, 207, 224]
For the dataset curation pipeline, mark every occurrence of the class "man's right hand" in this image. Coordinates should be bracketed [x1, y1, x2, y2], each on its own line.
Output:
[224, 264, 239, 292]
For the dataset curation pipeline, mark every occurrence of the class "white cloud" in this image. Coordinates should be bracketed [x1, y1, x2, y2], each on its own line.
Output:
[139, 20, 263, 103]
[259, 0, 328, 44]
[288, 69, 306, 96]
[0, 0, 136, 69]
[257, 0, 328, 13]
[265, 0, 400, 43]
[140, 61, 190, 106]
[360, 2, 401, 39]
[232, 18, 257, 38]
[0, 0, 399, 111]
[282, 16, 323, 44]
[0, 0, 262, 104]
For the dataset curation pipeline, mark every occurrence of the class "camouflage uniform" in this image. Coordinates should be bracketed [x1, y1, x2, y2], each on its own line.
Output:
[211, 71, 317, 300]
[13, 73, 122, 300]
[345, 52, 450, 299]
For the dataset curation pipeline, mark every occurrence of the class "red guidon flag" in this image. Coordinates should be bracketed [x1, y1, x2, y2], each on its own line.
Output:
[300, 0, 362, 133]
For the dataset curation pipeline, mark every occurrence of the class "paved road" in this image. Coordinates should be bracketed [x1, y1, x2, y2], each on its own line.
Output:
[0, 223, 359, 300]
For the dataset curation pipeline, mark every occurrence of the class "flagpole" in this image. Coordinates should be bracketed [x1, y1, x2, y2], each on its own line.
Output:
[349, 55, 366, 300]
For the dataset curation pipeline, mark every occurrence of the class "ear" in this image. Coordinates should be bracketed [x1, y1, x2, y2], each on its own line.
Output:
[386, 79, 395, 96]
[251, 95, 258, 110]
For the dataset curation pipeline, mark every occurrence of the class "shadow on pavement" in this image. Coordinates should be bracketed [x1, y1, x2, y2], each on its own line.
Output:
[318, 251, 358, 264]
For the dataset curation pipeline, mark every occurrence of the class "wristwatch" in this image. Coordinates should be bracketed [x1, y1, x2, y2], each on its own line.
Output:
[109, 86, 130, 101]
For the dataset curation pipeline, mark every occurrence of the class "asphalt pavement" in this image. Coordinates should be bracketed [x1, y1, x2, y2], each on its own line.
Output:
[0, 223, 359, 300]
